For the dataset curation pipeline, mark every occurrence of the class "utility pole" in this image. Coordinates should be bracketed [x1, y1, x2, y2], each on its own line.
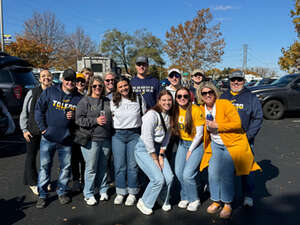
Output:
[0, 0, 4, 52]
[242, 44, 248, 71]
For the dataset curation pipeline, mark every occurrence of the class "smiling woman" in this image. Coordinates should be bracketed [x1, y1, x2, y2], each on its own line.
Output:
[196, 81, 261, 219]
[110, 76, 146, 206]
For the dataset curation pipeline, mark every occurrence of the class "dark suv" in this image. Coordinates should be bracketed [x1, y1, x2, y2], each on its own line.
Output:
[0, 53, 37, 117]
[250, 73, 300, 120]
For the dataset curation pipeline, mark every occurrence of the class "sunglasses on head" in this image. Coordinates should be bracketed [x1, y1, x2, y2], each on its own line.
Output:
[136, 62, 148, 67]
[169, 73, 181, 79]
[92, 84, 103, 89]
[230, 77, 244, 82]
[201, 90, 214, 96]
[176, 94, 189, 99]
[105, 79, 115, 83]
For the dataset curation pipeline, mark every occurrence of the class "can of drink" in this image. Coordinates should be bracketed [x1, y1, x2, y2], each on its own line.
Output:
[100, 110, 105, 118]
[206, 114, 214, 121]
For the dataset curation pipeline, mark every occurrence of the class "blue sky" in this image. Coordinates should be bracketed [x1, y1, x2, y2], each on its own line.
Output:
[3, 0, 297, 75]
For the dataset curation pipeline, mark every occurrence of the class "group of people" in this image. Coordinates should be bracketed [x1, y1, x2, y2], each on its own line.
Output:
[19, 55, 263, 219]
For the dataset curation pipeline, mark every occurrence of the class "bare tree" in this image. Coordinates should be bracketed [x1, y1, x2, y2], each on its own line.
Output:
[23, 11, 66, 51]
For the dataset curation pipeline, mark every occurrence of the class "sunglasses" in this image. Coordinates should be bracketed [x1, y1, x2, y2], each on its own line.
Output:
[169, 73, 181, 79]
[136, 63, 148, 67]
[76, 79, 86, 84]
[230, 77, 244, 82]
[176, 94, 189, 99]
[64, 77, 76, 82]
[92, 84, 103, 89]
[192, 73, 203, 78]
[105, 79, 115, 83]
[201, 90, 214, 96]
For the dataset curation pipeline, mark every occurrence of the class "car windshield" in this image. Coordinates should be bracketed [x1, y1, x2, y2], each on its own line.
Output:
[271, 75, 295, 87]
[12, 70, 37, 85]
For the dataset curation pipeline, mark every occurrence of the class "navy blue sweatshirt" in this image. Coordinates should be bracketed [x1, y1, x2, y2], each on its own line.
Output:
[220, 87, 263, 145]
[131, 75, 160, 109]
[35, 84, 82, 145]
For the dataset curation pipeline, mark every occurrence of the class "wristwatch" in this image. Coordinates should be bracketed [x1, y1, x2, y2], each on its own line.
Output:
[159, 153, 165, 157]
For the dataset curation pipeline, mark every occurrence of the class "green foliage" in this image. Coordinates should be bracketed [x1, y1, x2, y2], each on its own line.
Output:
[101, 29, 165, 75]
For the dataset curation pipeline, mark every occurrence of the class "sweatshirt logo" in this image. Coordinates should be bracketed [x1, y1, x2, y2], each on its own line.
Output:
[231, 100, 244, 110]
[52, 100, 77, 111]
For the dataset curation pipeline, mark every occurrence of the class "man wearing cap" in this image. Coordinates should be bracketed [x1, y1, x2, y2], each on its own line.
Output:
[220, 70, 263, 207]
[34, 69, 82, 208]
[130, 56, 160, 109]
[165, 68, 181, 99]
[189, 69, 205, 105]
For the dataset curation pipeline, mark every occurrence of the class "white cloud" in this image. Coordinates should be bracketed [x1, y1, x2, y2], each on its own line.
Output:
[213, 5, 233, 11]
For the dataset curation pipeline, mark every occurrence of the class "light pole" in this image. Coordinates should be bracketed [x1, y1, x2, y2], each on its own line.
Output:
[0, 0, 4, 52]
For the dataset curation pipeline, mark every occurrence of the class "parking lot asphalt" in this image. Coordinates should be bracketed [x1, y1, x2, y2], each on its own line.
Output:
[1, 115, 300, 225]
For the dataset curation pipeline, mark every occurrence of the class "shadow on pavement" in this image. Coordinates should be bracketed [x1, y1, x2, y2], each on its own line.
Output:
[0, 196, 34, 225]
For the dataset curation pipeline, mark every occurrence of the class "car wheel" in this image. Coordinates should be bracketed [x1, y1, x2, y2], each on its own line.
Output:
[263, 100, 284, 120]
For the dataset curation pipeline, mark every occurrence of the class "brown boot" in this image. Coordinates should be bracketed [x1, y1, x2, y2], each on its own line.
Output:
[219, 204, 232, 219]
[207, 202, 222, 214]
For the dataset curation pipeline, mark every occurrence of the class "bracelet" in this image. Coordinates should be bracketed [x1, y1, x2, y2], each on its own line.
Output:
[159, 153, 165, 157]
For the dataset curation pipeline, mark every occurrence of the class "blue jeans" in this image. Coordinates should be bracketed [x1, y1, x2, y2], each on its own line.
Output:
[38, 136, 72, 198]
[135, 138, 174, 209]
[175, 140, 203, 202]
[209, 141, 235, 203]
[112, 128, 140, 195]
[81, 139, 111, 198]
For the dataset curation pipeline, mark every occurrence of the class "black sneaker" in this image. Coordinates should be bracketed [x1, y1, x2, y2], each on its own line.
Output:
[36, 198, 46, 209]
[58, 194, 71, 205]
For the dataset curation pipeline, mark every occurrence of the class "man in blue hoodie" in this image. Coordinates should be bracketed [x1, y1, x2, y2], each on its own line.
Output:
[220, 70, 263, 207]
[34, 69, 82, 208]
[130, 56, 160, 109]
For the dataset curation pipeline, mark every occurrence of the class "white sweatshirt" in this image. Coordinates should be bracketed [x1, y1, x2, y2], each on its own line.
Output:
[110, 95, 146, 129]
[140, 110, 171, 153]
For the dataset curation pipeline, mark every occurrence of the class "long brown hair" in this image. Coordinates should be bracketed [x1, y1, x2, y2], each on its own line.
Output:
[112, 76, 137, 107]
[173, 87, 194, 136]
[87, 76, 104, 98]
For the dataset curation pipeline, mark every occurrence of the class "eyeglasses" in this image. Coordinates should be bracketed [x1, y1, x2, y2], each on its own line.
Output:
[230, 77, 244, 82]
[105, 79, 115, 83]
[176, 94, 189, 99]
[136, 63, 148, 67]
[201, 90, 214, 96]
[169, 73, 181, 79]
[192, 73, 203, 78]
[92, 84, 103, 89]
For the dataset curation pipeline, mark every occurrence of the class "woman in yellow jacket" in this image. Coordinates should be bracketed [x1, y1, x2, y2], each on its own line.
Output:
[196, 82, 261, 219]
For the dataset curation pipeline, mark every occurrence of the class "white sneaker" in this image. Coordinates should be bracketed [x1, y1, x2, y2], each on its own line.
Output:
[137, 199, 153, 215]
[84, 196, 97, 206]
[243, 196, 253, 207]
[29, 186, 39, 195]
[187, 200, 200, 211]
[178, 200, 189, 208]
[125, 194, 136, 206]
[114, 195, 124, 205]
[100, 193, 108, 201]
[157, 198, 171, 211]
[162, 203, 171, 212]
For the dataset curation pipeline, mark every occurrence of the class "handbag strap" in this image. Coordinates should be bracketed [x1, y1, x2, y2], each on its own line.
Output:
[137, 94, 143, 118]
[157, 111, 167, 134]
